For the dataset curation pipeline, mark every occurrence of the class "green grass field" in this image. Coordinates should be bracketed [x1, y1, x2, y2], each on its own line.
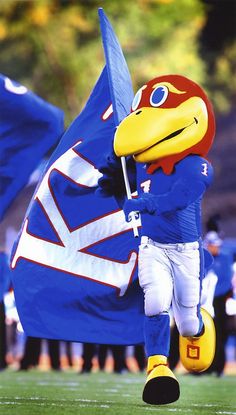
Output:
[0, 370, 235, 415]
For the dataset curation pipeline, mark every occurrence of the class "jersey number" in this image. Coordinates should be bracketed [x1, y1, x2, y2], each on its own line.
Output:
[201, 163, 208, 176]
[140, 179, 151, 193]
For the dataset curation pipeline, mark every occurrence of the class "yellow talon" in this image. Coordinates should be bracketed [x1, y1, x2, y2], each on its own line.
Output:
[147, 354, 168, 374]
[179, 308, 216, 372]
[143, 355, 180, 405]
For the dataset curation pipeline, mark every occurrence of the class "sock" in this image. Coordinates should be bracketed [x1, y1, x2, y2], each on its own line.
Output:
[144, 313, 170, 357]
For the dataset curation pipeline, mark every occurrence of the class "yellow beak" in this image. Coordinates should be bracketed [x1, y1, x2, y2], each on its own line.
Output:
[114, 96, 208, 163]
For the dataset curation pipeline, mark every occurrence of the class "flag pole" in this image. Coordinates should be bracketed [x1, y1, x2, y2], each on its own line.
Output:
[98, 8, 140, 237]
[120, 156, 139, 238]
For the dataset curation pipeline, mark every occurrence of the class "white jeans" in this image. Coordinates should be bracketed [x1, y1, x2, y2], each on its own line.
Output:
[138, 236, 201, 337]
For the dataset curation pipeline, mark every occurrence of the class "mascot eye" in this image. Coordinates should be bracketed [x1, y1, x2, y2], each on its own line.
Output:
[150, 86, 168, 107]
[131, 88, 143, 111]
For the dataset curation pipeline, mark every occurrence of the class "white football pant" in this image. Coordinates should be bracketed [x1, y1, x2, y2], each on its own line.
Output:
[138, 236, 201, 337]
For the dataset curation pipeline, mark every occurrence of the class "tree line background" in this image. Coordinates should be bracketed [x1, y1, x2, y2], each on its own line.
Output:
[0, 0, 236, 238]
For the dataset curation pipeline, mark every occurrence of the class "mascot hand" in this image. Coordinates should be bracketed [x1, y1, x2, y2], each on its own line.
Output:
[123, 193, 156, 222]
[96, 153, 136, 198]
[96, 152, 122, 197]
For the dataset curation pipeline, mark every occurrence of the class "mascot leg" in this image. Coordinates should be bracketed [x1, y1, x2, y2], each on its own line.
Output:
[179, 308, 216, 372]
[142, 314, 180, 405]
[171, 245, 216, 372]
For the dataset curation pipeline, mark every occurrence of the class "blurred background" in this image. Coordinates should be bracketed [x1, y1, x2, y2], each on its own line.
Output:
[0, 0, 236, 246]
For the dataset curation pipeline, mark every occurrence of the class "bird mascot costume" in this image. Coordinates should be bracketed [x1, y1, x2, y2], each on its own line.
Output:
[97, 73, 216, 405]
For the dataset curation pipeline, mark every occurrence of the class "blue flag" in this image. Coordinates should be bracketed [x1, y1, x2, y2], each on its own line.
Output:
[0, 74, 64, 221]
[0, 252, 11, 302]
[98, 8, 134, 125]
[11, 68, 144, 344]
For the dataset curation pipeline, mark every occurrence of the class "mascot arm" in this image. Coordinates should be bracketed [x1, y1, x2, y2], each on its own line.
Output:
[148, 178, 207, 214]
[123, 157, 213, 219]
[123, 178, 207, 220]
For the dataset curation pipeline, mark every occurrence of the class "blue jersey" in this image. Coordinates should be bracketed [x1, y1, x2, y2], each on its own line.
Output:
[210, 251, 233, 297]
[137, 155, 213, 243]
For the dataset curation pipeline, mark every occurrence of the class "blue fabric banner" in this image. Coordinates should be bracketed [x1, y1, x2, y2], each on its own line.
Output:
[98, 8, 134, 125]
[0, 74, 64, 221]
[0, 252, 11, 301]
[11, 68, 144, 344]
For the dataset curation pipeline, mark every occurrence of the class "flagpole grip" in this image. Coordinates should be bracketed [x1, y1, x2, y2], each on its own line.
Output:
[120, 156, 139, 238]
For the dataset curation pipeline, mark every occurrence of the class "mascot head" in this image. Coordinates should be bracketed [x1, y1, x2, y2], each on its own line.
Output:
[114, 74, 215, 174]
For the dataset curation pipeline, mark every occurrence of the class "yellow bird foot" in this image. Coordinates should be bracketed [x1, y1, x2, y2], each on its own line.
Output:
[179, 308, 216, 372]
[142, 355, 180, 405]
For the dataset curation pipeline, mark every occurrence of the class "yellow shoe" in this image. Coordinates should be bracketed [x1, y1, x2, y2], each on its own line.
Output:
[142, 355, 180, 405]
[179, 308, 216, 372]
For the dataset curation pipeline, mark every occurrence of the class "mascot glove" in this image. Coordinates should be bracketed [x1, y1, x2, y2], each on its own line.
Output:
[96, 153, 136, 199]
[95, 152, 122, 198]
[123, 193, 156, 222]
[98, 152, 121, 174]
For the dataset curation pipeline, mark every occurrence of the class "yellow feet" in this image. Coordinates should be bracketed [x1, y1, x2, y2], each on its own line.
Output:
[142, 355, 180, 405]
[179, 308, 216, 372]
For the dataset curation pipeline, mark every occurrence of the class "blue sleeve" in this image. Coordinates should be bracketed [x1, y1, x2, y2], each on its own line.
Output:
[141, 158, 213, 215]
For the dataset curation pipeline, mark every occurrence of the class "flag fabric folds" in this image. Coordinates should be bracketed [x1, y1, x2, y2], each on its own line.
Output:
[0, 252, 11, 302]
[0, 74, 64, 221]
[98, 8, 134, 125]
[99, 8, 140, 238]
[11, 68, 144, 345]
